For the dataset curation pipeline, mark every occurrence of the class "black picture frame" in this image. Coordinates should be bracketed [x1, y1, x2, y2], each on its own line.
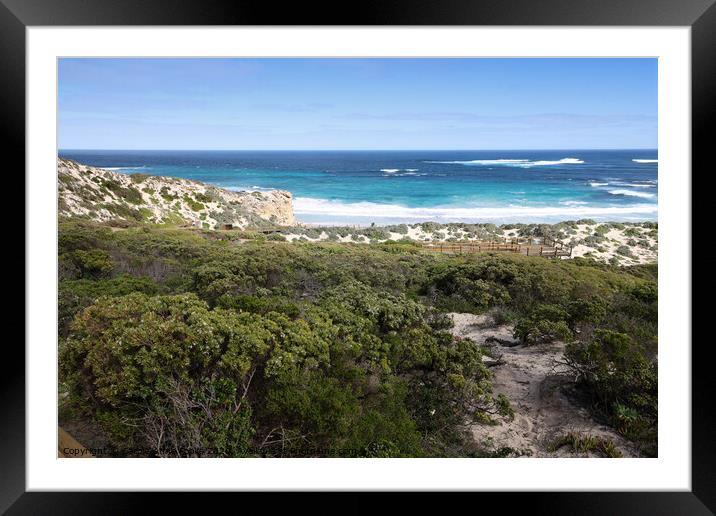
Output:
[5, 0, 713, 512]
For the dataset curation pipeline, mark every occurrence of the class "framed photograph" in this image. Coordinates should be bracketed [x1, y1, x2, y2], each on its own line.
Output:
[7, 0, 713, 511]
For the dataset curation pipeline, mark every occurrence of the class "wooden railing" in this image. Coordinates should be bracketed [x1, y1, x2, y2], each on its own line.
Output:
[421, 236, 573, 258]
[509, 234, 573, 256]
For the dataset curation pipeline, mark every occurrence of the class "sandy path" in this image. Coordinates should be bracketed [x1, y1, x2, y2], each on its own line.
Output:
[449, 313, 635, 457]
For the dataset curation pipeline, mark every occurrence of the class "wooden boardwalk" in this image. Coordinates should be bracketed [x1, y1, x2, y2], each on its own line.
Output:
[421, 236, 572, 258]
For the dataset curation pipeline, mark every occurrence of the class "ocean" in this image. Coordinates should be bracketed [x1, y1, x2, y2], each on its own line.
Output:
[58, 150, 658, 225]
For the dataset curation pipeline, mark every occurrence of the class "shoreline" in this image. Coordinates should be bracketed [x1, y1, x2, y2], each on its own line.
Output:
[60, 159, 658, 265]
[295, 216, 658, 228]
[291, 197, 657, 227]
[63, 153, 658, 227]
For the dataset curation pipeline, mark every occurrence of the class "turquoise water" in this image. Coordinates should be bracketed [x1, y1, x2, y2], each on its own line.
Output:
[59, 150, 658, 224]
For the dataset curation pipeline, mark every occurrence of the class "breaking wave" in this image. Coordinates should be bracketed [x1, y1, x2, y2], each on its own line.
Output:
[426, 158, 584, 167]
[380, 168, 425, 176]
[225, 185, 274, 193]
[608, 189, 656, 199]
[609, 182, 656, 188]
[293, 197, 657, 221]
[102, 166, 149, 171]
[380, 168, 427, 177]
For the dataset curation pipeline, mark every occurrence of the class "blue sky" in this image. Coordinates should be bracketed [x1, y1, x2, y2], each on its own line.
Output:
[58, 58, 657, 150]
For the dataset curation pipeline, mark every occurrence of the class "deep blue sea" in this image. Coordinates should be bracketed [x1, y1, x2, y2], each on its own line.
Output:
[59, 150, 658, 225]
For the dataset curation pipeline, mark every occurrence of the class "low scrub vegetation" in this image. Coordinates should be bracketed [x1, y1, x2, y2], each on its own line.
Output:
[58, 221, 657, 457]
[548, 432, 623, 458]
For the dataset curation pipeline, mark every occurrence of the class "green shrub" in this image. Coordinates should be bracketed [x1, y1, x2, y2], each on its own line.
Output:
[216, 293, 301, 318]
[232, 230, 266, 241]
[391, 224, 410, 235]
[194, 191, 213, 203]
[101, 178, 143, 204]
[513, 304, 573, 345]
[340, 378, 422, 457]
[57, 221, 658, 456]
[562, 329, 657, 454]
[616, 245, 633, 257]
[424, 261, 512, 312]
[548, 432, 622, 457]
[60, 293, 265, 456]
[566, 298, 608, 328]
[102, 202, 144, 221]
[583, 235, 605, 247]
[159, 186, 177, 201]
[129, 173, 149, 183]
[60, 284, 506, 457]
[183, 195, 206, 212]
[67, 249, 114, 278]
[58, 275, 159, 336]
[593, 225, 610, 236]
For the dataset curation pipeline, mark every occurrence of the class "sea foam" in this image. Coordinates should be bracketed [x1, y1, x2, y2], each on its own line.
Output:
[381, 168, 424, 176]
[102, 166, 148, 171]
[293, 197, 658, 221]
[427, 157, 584, 167]
[632, 159, 658, 163]
[527, 158, 584, 166]
[380, 168, 420, 174]
[225, 185, 274, 193]
[610, 182, 656, 188]
[608, 189, 656, 199]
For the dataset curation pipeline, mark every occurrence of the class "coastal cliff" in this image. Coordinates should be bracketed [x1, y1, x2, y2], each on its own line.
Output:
[58, 158, 296, 228]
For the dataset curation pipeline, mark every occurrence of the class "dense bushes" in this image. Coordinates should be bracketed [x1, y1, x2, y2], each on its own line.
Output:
[513, 304, 573, 345]
[425, 262, 510, 312]
[562, 330, 657, 454]
[61, 294, 264, 456]
[65, 249, 114, 278]
[58, 275, 160, 337]
[60, 286, 504, 457]
[58, 221, 657, 456]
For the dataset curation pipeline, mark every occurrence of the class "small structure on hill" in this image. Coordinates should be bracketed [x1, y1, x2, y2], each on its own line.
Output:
[220, 223, 234, 230]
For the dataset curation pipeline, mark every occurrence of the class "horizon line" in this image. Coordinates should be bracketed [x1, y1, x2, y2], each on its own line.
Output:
[59, 148, 659, 152]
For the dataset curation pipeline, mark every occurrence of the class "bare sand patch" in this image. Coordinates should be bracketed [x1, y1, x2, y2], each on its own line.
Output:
[449, 312, 635, 457]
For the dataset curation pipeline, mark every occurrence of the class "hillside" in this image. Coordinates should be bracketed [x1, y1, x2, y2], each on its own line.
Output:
[58, 158, 296, 228]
